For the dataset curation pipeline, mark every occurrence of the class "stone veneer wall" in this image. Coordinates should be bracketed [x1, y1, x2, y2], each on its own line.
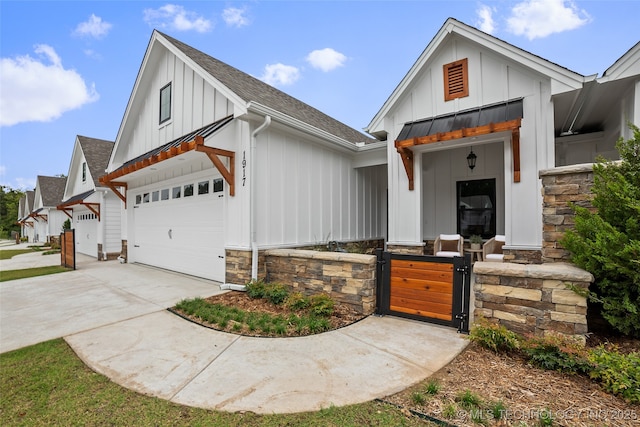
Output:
[386, 244, 425, 255]
[265, 249, 377, 314]
[539, 164, 594, 263]
[474, 261, 593, 339]
[225, 249, 267, 285]
[121, 240, 128, 262]
[97, 244, 120, 261]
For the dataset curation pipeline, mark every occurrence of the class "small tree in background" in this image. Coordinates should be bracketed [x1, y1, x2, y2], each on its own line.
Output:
[562, 125, 640, 338]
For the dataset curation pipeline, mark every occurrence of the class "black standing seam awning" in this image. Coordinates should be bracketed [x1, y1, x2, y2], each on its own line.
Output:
[397, 98, 523, 141]
[59, 190, 95, 207]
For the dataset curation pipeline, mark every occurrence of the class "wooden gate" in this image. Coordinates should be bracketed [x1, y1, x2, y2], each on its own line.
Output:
[376, 250, 471, 333]
[60, 229, 76, 270]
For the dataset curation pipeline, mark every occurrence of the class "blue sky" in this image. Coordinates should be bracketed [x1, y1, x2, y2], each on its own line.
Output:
[1, 0, 638, 191]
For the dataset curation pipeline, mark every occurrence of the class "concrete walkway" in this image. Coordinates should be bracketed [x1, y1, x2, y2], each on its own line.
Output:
[1, 254, 468, 414]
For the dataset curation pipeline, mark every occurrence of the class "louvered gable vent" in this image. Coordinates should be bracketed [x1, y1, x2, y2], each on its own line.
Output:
[444, 58, 469, 101]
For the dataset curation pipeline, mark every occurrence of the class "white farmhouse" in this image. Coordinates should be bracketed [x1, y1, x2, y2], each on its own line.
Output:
[365, 18, 639, 259]
[100, 31, 387, 283]
[30, 176, 67, 243]
[58, 136, 120, 260]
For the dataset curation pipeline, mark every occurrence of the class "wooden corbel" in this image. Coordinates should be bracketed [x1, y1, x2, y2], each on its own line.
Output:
[194, 135, 236, 196]
[61, 208, 73, 219]
[512, 127, 521, 183]
[81, 203, 101, 221]
[105, 181, 127, 207]
[395, 141, 415, 191]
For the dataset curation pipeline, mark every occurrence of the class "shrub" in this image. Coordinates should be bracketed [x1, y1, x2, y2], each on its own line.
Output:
[588, 347, 640, 403]
[245, 280, 267, 299]
[469, 318, 521, 353]
[424, 379, 440, 395]
[309, 293, 335, 317]
[264, 283, 289, 305]
[561, 125, 640, 338]
[522, 334, 591, 374]
[285, 292, 310, 310]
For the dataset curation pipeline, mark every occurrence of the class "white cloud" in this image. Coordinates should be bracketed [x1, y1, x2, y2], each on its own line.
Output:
[476, 4, 496, 34]
[507, 0, 590, 40]
[222, 7, 249, 28]
[0, 44, 99, 127]
[143, 4, 212, 33]
[73, 14, 112, 39]
[306, 48, 347, 72]
[261, 63, 300, 86]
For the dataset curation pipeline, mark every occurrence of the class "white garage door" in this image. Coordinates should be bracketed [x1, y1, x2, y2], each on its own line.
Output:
[132, 178, 225, 282]
[75, 211, 98, 257]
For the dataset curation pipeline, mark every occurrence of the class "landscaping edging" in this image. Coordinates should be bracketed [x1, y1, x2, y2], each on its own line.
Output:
[473, 261, 594, 340]
[265, 249, 377, 315]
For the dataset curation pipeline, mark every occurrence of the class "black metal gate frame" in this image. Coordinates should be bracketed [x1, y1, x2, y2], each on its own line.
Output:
[375, 249, 471, 333]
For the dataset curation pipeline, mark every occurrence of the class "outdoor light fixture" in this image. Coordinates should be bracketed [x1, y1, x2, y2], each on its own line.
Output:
[467, 147, 477, 170]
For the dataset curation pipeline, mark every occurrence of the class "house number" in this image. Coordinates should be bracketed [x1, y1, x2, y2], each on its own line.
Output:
[242, 151, 247, 186]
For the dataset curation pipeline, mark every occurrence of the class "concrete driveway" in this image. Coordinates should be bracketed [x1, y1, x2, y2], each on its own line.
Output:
[1, 253, 468, 414]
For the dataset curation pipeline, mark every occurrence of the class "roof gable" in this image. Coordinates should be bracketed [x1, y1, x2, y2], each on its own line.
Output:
[109, 30, 372, 170]
[366, 18, 587, 138]
[601, 41, 640, 82]
[78, 136, 114, 186]
[35, 176, 67, 208]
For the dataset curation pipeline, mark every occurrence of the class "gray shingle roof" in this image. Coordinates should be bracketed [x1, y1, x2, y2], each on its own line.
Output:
[78, 136, 114, 186]
[36, 176, 67, 207]
[158, 31, 374, 145]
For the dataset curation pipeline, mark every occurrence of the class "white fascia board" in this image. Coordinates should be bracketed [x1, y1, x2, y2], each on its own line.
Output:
[62, 137, 84, 200]
[247, 102, 360, 153]
[599, 42, 640, 83]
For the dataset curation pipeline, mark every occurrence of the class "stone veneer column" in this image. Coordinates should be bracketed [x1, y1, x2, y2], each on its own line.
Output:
[473, 261, 593, 341]
[539, 164, 594, 263]
[386, 244, 425, 255]
[225, 249, 266, 285]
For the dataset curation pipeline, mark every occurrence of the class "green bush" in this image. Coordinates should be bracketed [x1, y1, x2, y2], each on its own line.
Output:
[309, 293, 335, 317]
[523, 335, 591, 374]
[264, 283, 289, 305]
[245, 280, 267, 299]
[468, 318, 521, 353]
[588, 347, 640, 403]
[285, 292, 310, 310]
[561, 125, 640, 338]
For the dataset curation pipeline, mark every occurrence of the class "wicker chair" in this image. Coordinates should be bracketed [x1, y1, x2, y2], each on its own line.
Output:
[433, 234, 464, 257]
[483, 235, 505, 262]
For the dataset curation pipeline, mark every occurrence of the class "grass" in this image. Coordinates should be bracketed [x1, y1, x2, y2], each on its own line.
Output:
[175, 297, 333, 336]
[0, 339, 432, 426]
[0, 249, 35, 260]
[0, 266, 70, 282]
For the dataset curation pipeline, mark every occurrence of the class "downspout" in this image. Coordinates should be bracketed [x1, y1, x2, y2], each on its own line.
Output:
[250, 115, 271, 281]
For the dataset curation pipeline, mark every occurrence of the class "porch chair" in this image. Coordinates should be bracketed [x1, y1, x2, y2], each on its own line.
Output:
[483, 235, 505, 262]
[433, 234, 464, 257]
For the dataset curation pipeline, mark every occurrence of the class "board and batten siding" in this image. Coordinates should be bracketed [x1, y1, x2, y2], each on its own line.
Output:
[117, 48, 235, 166]
[387, 35, 555, 249]
[255, 127, 386, 248]
[104, 192, 122, 254]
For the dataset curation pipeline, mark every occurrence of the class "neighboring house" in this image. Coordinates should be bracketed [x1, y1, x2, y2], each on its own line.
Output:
[16, 190, 35, 242]
[100, 30, 387, 283]
[57, 136, 119, 259]
[365, 18, 639, 259]
[31, 176, 67, 243]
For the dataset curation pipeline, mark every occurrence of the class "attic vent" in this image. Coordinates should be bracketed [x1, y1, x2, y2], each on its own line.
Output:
[444, 58, 469, 101]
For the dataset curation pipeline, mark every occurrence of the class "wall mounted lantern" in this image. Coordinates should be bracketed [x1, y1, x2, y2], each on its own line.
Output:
[467, 147, 477, 170]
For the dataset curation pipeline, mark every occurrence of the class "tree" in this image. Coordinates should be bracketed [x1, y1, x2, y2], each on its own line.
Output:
[0, 185, 24, 239]
[562, 125, 640, 337]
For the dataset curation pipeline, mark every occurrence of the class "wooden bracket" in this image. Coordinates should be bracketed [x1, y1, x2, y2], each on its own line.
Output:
[512, 127, 521, 183]
[61, 208, 73, 219]
[106, 181, 127, 208]
[395, 143, 415, 191]
[194, 135, 236, 196]
[81, 203, 101, 221]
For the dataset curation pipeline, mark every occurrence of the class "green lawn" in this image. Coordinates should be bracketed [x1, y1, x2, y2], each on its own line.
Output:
[0, 249, 34, 260]
[0, 339, 429, 426]
[0, 266, 70, 282]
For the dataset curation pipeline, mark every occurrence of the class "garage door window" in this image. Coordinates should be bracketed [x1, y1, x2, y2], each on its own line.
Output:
[161, 189, 169, 200]
[198, 180, 209, 195]
[213, 178, 224, 193]
[184, 184, 194, 197]
[135, 195, 142, 205]
[172, 186, 181, 199]
[143, 193, 150, 203]
[152, 191, 159, 202]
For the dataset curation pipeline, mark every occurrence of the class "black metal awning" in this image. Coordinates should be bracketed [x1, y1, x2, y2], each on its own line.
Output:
[397, 98, 523, 141]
